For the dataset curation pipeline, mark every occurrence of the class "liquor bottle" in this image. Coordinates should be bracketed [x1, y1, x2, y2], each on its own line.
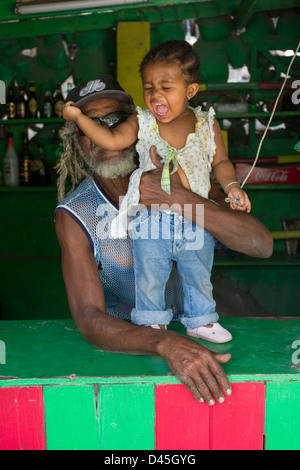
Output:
[19, 132, 32, 186]
[54, 83, 65, 118]
[6, 85, 16, 119]
[42, 90, 54, 118]
[28, 80, 38, 118]
[4, 136, 19, 187]
[16, 84, 28, 119]
[30, 145, 51, 186]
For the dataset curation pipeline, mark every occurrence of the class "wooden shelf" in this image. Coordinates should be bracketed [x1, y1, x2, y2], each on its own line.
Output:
[214, 252, 300, 267]
[1, 111, 300, 126]
[0, 186, 58, 192]
[215, 111, 300, 119]
[0, 118, 64, 125]
[1, 184, 299, 193]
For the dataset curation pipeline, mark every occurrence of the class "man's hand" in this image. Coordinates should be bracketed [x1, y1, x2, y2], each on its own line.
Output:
[139, 146, 181, 208]
[158, 332, 232, 405]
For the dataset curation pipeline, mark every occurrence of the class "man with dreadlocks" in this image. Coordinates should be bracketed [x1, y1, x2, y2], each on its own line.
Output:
[55, 76, 273, 406]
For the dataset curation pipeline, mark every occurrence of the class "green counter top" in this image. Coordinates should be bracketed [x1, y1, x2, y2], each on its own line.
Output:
[0, 317, 299, 386]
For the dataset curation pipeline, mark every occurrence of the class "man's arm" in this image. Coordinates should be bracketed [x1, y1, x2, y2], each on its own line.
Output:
[55, 210, 232, 405]
[139, 147, 273, 258]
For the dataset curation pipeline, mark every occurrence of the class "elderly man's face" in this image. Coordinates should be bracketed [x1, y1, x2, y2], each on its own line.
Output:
[78, 98, 137, 179]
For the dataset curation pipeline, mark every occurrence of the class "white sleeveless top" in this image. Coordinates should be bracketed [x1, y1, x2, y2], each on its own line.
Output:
[111, 106, 216, 238]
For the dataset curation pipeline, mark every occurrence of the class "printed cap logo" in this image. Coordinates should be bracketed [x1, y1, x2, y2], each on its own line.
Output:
[79, 80, 106, 98]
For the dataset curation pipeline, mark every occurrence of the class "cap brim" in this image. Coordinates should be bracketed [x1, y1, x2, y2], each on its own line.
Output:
[74, 90, 134, 108]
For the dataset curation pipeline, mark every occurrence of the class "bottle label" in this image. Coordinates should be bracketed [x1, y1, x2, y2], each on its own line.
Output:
[55, 100, 64, 117]
[28, 98, 38, 115]
[17, 102, 26, 118]
[19, 160, 31, 184]
[4, 163, 19, 186]
[43, 102, 53, 118]
[7, 103, 16, 118]
[31, 159, 44, 172]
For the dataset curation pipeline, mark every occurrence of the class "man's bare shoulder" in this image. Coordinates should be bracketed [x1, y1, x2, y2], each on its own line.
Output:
[55, 210, 91, 252]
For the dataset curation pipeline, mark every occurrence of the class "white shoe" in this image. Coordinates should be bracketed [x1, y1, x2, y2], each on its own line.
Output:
[186, 323, 232, 343]
[149, 324, 167, 330]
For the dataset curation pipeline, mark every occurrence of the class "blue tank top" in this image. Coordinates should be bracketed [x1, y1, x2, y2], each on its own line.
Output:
[55, 175, 184, 321]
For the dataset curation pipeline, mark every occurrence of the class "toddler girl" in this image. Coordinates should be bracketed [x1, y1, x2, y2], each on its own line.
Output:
[63, 40, 251, 343]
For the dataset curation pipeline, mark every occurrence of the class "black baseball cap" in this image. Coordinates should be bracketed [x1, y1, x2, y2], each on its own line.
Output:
[67, 75, 134, 108]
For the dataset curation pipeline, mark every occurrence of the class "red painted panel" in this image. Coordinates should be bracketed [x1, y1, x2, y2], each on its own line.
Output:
[155, 383, 265, 451]
[211, 382, 266, 450]
[0, 387, 45, 450]
[155, 384, 210, 450]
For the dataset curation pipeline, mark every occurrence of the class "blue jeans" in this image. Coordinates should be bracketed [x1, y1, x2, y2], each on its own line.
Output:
[130, 209, 219, 328]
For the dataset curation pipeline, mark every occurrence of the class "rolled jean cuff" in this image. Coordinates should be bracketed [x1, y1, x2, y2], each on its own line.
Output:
[181, 312, 219, 329]
[131, 308, 173, 326]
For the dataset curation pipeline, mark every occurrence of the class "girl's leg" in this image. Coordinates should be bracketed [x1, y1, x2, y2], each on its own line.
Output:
[176, 226, 232, 343]
[131, 210, 174, 327]
[176, 229, 218, 328]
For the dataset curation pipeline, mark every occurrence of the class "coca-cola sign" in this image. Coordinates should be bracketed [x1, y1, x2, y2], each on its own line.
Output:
[235, 163, 300, 185]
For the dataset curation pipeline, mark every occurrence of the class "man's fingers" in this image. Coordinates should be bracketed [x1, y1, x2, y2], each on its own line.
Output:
[149, 146, 163, 169]
[195, 353, 232, 405]
[180, 376, 205, 403]
[212, 353, 232, 397]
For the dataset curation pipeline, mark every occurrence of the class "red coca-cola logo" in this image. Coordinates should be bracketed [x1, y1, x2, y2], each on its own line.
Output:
[236, 163, 300, 184]
[254, 169, 289, 182]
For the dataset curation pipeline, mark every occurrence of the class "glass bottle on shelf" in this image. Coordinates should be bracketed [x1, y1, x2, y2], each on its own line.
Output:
[42, 90, 54, 118]
[28, 80, 39, 118]
[30, 145, 51, 186]
[4, 135, 19, 187]
[6, 85, 16, 120]
[19, 132, 32, 186]
[54, 83, 65, 118]
[16, 84, 28, 119]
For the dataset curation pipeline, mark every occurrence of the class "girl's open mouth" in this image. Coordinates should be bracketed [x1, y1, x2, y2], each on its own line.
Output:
[153, 103, 169, 118]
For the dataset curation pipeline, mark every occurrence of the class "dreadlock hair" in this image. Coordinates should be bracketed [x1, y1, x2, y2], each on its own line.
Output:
[55, 121, 91, 203]
[139, 40, 201, 84]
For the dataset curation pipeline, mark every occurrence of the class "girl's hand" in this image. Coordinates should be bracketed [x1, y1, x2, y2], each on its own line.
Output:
[62, 101, 82, 122]
[227, 187, 251, 212]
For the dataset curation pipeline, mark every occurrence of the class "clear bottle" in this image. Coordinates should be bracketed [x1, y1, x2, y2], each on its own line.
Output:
[4, 136, 19, 187]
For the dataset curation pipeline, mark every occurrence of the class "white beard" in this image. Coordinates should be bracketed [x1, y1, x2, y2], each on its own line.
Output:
[90, 145, 138, 179]
[76, 138, 138, 179]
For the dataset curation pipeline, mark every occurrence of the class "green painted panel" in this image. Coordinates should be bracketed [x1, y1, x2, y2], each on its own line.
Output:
[265, 381, 300, 450]
[43, 385, 100, 450]
[99, 384, 155, 450]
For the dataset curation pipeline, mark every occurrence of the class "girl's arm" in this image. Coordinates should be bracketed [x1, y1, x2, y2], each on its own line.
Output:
[211, 119, 238, 187]
[211, 120, 251, 212]
[62, 101, 139, 150]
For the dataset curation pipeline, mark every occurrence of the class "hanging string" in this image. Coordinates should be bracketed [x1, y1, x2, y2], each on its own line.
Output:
[240, 40, 300, 188]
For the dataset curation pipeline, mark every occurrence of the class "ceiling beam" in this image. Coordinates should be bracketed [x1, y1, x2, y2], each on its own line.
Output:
[0, 1, 229, 40]
[0, 0, 299, 41]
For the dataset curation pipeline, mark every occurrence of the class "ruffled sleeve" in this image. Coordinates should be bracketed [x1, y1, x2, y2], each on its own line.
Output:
[207, 106, 216, 162]
[194, 106, 216, 164]
[135, 107, 158, 168]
